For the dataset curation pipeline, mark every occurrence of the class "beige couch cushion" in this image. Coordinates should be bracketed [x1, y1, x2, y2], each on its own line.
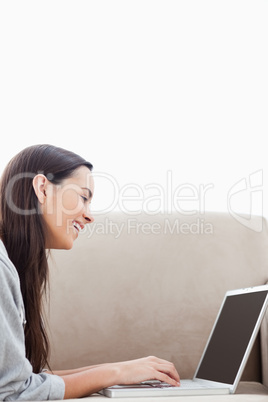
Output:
[47, 212, 268, 384]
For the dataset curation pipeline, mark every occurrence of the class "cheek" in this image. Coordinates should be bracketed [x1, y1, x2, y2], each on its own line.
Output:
[58, 190, 82, 218]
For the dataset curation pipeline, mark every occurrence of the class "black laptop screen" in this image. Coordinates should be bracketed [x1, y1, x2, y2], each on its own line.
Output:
[195, 290, 268, 384]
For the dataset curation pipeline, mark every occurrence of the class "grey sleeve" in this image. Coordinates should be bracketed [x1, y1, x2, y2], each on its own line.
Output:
[0, 257, 65, 400]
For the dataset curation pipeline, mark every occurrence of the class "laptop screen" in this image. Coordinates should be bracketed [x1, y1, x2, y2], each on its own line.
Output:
[195, 290, 268, 384]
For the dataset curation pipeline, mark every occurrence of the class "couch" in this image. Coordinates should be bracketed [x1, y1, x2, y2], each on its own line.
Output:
[47, 212, 268, 401]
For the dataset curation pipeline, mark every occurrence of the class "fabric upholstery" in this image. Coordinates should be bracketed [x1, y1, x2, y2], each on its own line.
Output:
[46, 212, 268, 396]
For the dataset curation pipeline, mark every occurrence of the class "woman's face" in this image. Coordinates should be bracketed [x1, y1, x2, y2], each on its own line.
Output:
[40, 166, 94, 249]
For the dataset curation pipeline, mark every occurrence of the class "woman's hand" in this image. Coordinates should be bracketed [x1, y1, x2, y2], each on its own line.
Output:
[61, 355, 180, 399]
[112, 356, 180, 387]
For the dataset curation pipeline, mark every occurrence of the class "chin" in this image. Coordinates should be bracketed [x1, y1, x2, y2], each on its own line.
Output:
[48, 237, 75, 250]
[64, 241, 74, 250]
[61, 237, 75, 250]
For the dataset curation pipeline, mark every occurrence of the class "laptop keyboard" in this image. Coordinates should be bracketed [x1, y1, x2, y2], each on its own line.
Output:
[141, 380, 211, 389]
[180, 380, 212, 389]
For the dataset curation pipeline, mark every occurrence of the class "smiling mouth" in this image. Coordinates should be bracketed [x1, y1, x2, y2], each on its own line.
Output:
[72, 221, 84, 234]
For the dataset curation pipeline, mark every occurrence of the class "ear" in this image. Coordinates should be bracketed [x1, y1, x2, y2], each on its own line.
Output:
[32, 174, 49, 204]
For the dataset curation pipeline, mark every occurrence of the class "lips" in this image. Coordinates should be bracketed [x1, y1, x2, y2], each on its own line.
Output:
[72, 220, 84, 234]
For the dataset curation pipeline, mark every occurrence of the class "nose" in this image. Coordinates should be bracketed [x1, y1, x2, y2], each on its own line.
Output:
[83, 210, 94, 224]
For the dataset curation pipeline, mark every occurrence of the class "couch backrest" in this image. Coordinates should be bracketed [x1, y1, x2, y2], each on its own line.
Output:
[47, 212, 268, 382]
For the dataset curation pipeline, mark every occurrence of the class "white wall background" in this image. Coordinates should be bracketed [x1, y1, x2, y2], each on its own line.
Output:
[0, 1, 267, 221]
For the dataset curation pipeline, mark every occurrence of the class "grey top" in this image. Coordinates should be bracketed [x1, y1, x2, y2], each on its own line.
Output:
[0, 240, 65, 400]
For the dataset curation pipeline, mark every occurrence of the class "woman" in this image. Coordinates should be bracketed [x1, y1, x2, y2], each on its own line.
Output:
[0, 144, 180, 400]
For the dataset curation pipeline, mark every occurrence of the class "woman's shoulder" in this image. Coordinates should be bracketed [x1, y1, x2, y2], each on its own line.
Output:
[0, 239, 8, 257]
[0, 240, 24, 315]
[0, 239, 20, 283]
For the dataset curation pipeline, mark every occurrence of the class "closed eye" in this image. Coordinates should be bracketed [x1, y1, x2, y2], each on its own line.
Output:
[81, 196, 88, 202]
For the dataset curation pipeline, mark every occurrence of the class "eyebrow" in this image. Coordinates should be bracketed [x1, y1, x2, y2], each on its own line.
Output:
[82, 187, 93, 199]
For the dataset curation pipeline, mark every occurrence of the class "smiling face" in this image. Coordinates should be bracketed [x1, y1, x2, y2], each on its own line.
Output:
[34, 166, 94, 250]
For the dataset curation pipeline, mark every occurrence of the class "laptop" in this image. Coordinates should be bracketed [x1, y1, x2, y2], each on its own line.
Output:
[100, 284, 268, 397]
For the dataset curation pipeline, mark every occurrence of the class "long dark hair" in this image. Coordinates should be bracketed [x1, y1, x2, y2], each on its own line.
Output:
[0, 144, 93, 373]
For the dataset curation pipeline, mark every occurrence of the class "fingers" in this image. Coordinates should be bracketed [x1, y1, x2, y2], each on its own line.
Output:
[155, 363, 180, 384]
[117, 355, 180, 387]
[144, 356, 181, 385]
[156, 373, 180, 387]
